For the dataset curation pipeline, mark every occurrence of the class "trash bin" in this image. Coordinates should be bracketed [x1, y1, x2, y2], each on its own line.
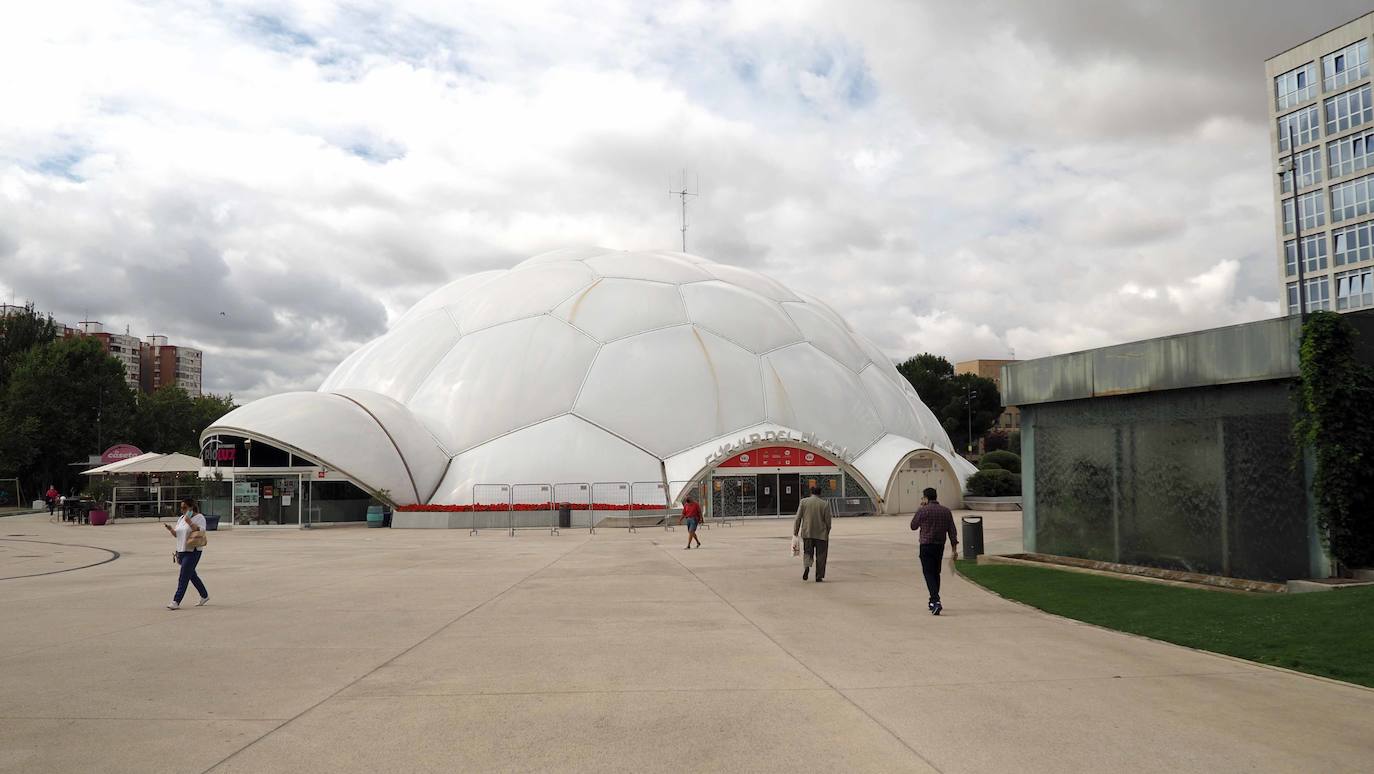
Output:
[558, 502, 572, 529]
[205, 515, 221, 531]
[366, 505, 385, 528]
[961, 516, 984, 561]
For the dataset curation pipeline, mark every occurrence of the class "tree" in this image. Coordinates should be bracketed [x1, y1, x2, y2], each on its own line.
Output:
[939, 371, 1002, 454]
[0, 303, 58, 395]
[0, 336, 138, 495]
[896, 353, 955, 407]
[896, 353, 1003, 453]
[134, 386, 237, 455]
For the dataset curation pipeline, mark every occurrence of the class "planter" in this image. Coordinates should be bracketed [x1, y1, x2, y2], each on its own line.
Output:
[366, 505, 385, 528]
[88, 510, 109, 526]
[205, 515, 221, 531]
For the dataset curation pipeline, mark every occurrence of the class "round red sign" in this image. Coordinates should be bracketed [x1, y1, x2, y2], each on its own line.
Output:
[100, 444, 143, 464]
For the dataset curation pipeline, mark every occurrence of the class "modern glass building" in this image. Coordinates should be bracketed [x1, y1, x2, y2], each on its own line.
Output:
[1268, 12, 1374, 314]
[202, 248, 974, 528]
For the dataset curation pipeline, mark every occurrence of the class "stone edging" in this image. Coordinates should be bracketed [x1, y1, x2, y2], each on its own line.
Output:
[976, 553, 1285, 593]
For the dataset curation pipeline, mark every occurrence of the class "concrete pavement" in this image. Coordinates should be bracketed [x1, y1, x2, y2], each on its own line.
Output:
[0, 511, 1370, 773]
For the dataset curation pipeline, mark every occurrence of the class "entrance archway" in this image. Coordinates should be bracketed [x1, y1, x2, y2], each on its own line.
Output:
[887, 449, 963, 514]
[674, 441, 884, 519]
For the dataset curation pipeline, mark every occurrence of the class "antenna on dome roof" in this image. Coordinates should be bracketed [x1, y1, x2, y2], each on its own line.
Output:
[668, 169, 698, 253]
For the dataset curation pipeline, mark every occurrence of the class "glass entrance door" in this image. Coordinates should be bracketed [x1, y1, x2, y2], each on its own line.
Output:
[778, 473, 801, 515]
[755, 474, 778, 515]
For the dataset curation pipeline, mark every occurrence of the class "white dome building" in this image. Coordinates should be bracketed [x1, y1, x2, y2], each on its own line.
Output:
[203, 248, 975, 527]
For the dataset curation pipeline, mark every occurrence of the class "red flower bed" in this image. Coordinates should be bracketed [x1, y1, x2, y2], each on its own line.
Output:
[395, 503, 667, 513]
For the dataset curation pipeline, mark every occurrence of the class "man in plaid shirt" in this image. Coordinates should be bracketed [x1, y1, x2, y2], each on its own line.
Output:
[910, 488, 958, 615]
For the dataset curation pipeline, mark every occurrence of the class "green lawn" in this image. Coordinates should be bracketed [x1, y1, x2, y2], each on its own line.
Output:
[956, 560, 1374, 688]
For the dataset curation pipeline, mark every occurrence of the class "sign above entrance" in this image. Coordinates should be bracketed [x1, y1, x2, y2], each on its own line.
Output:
[716, 446, 838, 469]
[100, 443, 143, 465]
[704, 429, 855, 466]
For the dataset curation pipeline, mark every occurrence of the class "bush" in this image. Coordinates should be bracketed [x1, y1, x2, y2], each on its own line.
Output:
[983, 429, 1010, 452]
[978, 461, 1003, 471]
[965, 468, 1021, 497]
[980, 450, 1021, 474]
[1008, 431, 1021, 455]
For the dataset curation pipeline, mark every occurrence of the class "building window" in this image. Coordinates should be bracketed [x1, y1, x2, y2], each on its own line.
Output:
[1278, 105, 1320, 150]
[1282, 190, 1326, 234]
[1327, 128, 1374, 178]
[1336, 266, 1374, 310]
[1286, 276, 1332, 314]
[1280, 145, 1323, 192]
[1323, 40, 1370, 92]
[1324, 84, 1374, 135]
[1283, 234, 1328, 277]
[1277, 62, 1316, 109]
[1333, 220, 1374, 265]
[1330, 173, 1374, 222]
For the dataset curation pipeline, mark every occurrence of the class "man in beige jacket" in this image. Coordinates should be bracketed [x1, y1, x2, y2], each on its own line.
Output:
[793, 485, 834, 582]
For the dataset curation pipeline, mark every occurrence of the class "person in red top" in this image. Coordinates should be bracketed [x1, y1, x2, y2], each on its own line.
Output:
[45, 485, 59, 515]
[680, 496, 703, 549]
[910, 487, 958, 615]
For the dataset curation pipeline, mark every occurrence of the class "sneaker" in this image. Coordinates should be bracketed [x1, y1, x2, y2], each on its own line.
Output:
[196, 596, 209, 607]
[931, 603, 942, 616]
[802, 567, 810, 581]
[166, 602, 180, 610]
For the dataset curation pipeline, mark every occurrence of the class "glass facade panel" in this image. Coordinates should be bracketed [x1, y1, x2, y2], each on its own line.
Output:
[1283, 190, 1325, 233]
[1282, 234, 1328, 276]
[1336, 266, 1374, 310]
[1324, 84, 1373, 135]
[1330, 173, 1374, 222]
[1327, 128, 1374, 178]
[1323, 39, 1370, 91]
[1280, 146, 1322, 192]
[1028, 383, 1309, 582]
[1333, 219, 1374, 265]
[1286, 276, 1332, 313]
[1276, 62, 1316, 109]
[1278, 105, 1320, 151]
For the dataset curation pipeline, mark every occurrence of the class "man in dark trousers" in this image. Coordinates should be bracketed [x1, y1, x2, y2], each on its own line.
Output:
[793, 485, 833, 582]
[910, 487, 958, 615]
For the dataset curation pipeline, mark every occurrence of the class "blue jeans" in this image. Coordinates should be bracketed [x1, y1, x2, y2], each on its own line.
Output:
[174, 550, 208, 603]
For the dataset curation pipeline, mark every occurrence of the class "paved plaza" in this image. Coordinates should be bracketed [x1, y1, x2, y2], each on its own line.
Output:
[1, 511, 1371, 774]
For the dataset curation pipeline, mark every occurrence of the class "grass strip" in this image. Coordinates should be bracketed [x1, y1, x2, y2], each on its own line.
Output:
[956, 560, 1374, 689]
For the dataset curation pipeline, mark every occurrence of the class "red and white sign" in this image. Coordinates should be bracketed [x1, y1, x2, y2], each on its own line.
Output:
[715, 446, 837, 469]
[100, 444, 143, 464]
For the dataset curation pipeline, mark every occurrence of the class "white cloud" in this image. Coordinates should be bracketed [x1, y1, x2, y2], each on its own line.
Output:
[0, 0, 1361, 400]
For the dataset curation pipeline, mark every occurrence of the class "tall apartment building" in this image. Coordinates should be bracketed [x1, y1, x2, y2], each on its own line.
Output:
[77, 321, 143, 391]
[1267, 12, 1374, 313]
[140, 335, 203, 397]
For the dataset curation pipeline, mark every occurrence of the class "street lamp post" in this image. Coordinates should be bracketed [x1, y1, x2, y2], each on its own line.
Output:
[966, 386, 978, 454]
[1280, 123, 1309, 320]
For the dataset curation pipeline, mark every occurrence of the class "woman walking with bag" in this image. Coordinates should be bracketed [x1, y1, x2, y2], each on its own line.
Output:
[163, 498, 209, 610]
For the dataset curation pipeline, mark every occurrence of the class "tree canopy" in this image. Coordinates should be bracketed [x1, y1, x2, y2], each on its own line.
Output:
[133, 387, 237, 456]
[0, 335, 138, 494]
[895, 353, 1002, 454]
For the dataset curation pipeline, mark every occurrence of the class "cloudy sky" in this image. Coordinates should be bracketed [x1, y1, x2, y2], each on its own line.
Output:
[2, 0, 1370, 400]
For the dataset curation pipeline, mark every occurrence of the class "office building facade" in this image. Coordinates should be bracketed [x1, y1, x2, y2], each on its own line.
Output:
[1268, 12, 1374, 313]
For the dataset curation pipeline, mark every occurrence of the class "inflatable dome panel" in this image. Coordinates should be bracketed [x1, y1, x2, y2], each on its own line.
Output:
[408, 315, 599, 453]
[575, 325, 766, 457]
[680, 280, 804, 354]
[554, 277, 688, 342]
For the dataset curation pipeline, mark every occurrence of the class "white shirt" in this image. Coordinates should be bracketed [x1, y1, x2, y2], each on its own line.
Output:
[173, 512, 208, 552]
